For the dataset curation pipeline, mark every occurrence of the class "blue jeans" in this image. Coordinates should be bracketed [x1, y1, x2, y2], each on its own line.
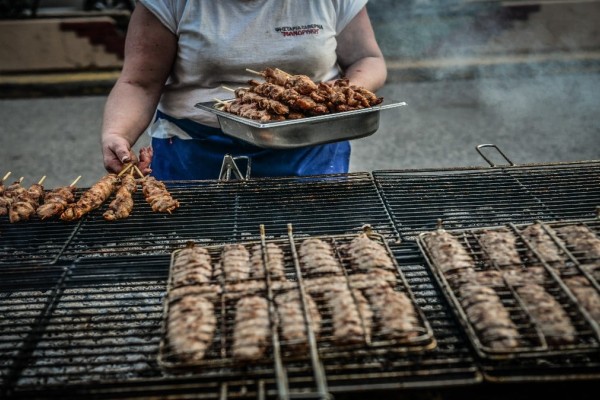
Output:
[150, 110, 350, 180]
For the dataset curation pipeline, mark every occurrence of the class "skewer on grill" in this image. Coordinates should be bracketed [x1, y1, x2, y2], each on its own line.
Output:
[0, 171, 11, 197]
[478, 228, 523, 269]
[345, 233, 395, 272]
[0, 176, 24, 216]
[9, 176, 45, 223]
[60, 173, 119, 221]
[215, 244, 251, 282]
[140, 176, 180, 214]
[172, 243, 213, 288]
[232, 295, 271, 361]
[275, 290, 322, 353]
[103, 172, 137, 221]
[36, 175, 81, 220]
[298, 237, 344, 276]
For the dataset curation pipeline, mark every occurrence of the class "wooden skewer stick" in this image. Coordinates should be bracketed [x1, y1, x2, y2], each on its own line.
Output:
[69, 175, 82, 187]
[246, 68, 263, 76]
[38, 175, 47, 185]
[133, 165, 145, 179]
[18, 177, 24, 184]
[221, 85, 235, 92]
[2, 171, 11, 182]
[118, 162, 134, 177]
[213, 98, 230, 105]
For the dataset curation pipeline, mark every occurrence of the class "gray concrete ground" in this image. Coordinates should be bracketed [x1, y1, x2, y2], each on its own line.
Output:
[1, 1, 600, 188]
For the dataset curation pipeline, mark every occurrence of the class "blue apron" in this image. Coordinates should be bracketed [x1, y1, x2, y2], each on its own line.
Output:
[150, 110, 350, 180]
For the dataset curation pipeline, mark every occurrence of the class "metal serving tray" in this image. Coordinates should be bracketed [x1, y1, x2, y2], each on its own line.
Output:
[195, 100, 406, 149]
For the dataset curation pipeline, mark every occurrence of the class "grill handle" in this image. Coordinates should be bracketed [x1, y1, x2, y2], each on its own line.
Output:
[476, 144, 516, 167]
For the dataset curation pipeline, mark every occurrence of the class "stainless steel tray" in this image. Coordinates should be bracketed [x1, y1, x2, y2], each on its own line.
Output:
[195, 100, 407, 149]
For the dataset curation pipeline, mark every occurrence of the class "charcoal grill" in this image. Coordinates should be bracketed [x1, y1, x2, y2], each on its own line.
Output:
[1, 146, 600, 398]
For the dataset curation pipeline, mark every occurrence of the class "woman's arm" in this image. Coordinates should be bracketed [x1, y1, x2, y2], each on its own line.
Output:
[335, 6, 387, 92]
[101, 3, 177, 173]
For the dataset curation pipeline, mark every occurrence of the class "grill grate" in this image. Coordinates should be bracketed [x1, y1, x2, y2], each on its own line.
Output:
[1, 243, 481, 399]
[59, 173, 398, 260]
[373, 162, 600, 239]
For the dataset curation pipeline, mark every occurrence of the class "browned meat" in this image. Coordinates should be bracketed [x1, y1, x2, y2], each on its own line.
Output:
[521, 223, 565, 269]
[502, 266, 547, 286]
[141, 176, 180, 213]
[172, 245, 213, 288]
[422, 230, 475, 273]
[478, 228, 522, 268]
[325, 286, 369, 345]
[215, 244, 251, 282]
[0, 180, 26, 216]
[345, 233, 395, 272]
[167, 294, 216, 362]
[298, 238, 343, 276]
[250, 242, 286, 280]
[234, 88, 290, 115]
[36, 186, 76, 220]
[168, 284, 220, 303]
[562, 276, 600, 323]
[364, 282, 420, 341]
[103, 174, 137, 221]
[458, 284, 521, 349]
[223, 279, 296, 301]
[556, 224, 600, 262]
[9, 183, 44, 223]
[60, 174, 119, 221]
[232, 295, 270, 361]
[137, 146, 153, 175]
[275, 290, 322, 352]
[515, 284, 576, 345]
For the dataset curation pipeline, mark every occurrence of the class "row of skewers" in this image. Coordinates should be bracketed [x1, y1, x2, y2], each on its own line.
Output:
[1, 150, 180, 223]
[215, 67, 384, 122]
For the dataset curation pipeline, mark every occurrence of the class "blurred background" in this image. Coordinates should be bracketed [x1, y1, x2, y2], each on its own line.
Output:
[1, 0, 599, 188]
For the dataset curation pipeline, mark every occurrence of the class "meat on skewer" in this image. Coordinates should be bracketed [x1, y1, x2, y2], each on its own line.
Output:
[521, 223, 566, 270]
[215, 244, 251, 282]
[422, 229, 475, 273]
[0, 171, 11, 197]
[478, 228, 523, 269]
[250, 242, 286, 280]
[515, 283, 577, 345]
[141, 176, 180, 214]
[232, 295, 271, 361]
[9, 178, 45, 223]
[103, 174, 137, 221]
[556, 224, 600, 262]
[137, 146, 153, 176]
[563, 276, 600, 323]
[167, 293, 216, 362]
[325, 285, 369, 345]
[0, 178, 26, 216]
[298, 238, 343, 276]
[345, 233, 395, 272]
[458, 284, 521, 349]
[172, 245, 213, 288]
[275, 290, 322, 353]
[36, 182, 78, 220]
[60, 174, 119, 221]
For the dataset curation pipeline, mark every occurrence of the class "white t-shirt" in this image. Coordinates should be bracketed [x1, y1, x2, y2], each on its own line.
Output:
[139, 0, 368, 137]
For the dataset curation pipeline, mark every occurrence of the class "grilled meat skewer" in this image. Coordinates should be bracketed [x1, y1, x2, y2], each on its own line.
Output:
[172, 245, 213, 288]
[0, 179, 26, 216]
[422, 229, 475, 273]
[36, 186, 76, 220]
[298, 238, 343, 276]
[103, 174, 137, 221]
[141, 176, 180, 213]
[232, 295, 271, 361]
[9, 181, 44, 223]
[215, 244, 251, 282]
[60, 174, 119, 221]
[275, 290, 322, 352]
[250, 242, 286, 280]
[478, 228, 523, 268]
[345, 233, 395, 272]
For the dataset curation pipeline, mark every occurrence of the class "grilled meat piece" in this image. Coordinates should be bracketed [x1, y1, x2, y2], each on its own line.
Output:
[138, 146, 153, 175]
[364, 282, 420, 341]
[275, 290, 322, 352]
[515, 283, 576, 345]
[458, 284, 520, 349]
[60, 174, 119, 221]
[325, 286, 369, 345]
[563, 276, 600, 323]
[9, 183, 44, 223]
[478, 228, 522, 268]
[141, 176, 179, 213]
[232, 295, 271, 361]
[223, 279, 296, 301]
[103, 174, 137, 221]
[422, 230, 475, 273]
[168, 284, 220, 303]
[345, 233, 395, 272]
[521, 223, 565, 269]
[223, 99, 286, 122]
[172, 245, 213, 288]
[36, 186, 76, 220]
[298, 238, 343, 276]
[0, 180, 26, 216]
[556, 224, 600, 262]
[215, 244, 251, 282]
[250, 242, 286, 280]
[167, 294, 216, 362]
[234, 88, 290, 115]
[502, 266, 547, 286]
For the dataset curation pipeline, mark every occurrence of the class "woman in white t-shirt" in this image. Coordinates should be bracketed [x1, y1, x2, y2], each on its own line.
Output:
[101, 0, 387, 180]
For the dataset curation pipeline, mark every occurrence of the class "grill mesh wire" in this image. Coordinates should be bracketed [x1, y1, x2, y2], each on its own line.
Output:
[1, 163, 599, 398]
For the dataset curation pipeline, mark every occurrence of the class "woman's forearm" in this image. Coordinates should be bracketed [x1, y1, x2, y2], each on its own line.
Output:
[343, 56, 387, 92]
